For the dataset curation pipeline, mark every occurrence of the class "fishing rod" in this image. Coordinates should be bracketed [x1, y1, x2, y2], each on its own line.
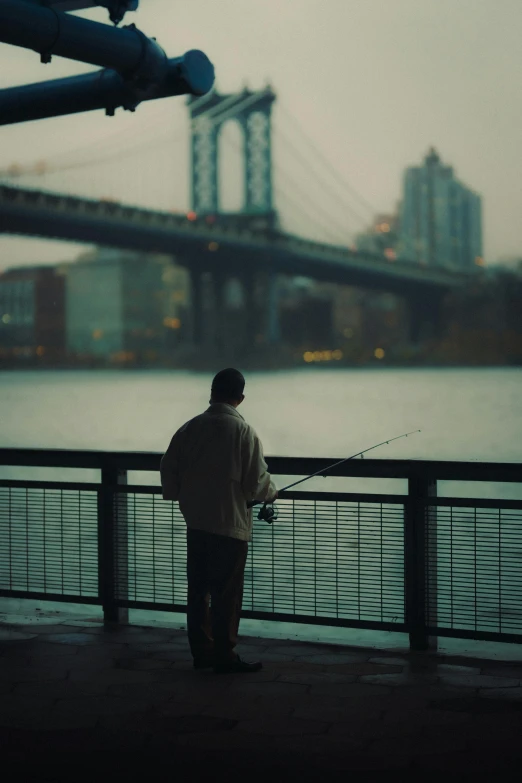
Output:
[251, 429, 421, 523]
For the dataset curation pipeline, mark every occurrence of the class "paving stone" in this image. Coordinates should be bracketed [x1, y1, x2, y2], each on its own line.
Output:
[39, 633, 100, 646]
[63, 620, 104, 629]
[28, 642, 81, 657]
[0, 695, 57, 725]
[268, 644, 352, 658]
[202, 697, 296, 721]
[30, 711, 101, 731]
[15, 624, 72, 635]
[439, 674, 520, 689]
[51, 695, 156, 716]
[328, 662, 403, 675]
[294, 703, 382, 724]
[149, 727, 271, 752]
[296, 653, 371, 665]
[203, 668, 278, 683]
[479, 687, 522, 701]
[0, 665, 69, 682]
[128, 642, 187, 654]
[308, 681, 392, 699]
[273, 660, 326, 672]
[115, 657, 173, 671]
[430, 695, 520, 714]
[370, 732, 465, 757]
[369, 656, 410, 666]
[107, 681, 187, 701]
[270, 732, 368, 757]
[145, 713, 237, 735]
[309, 749, 412, 773]
[0, 629, 38, 642]
[13, 680, 109, 698]
[237, 716, 329, 736]
[68, 667, 155, 685]
[157, 701, 208, 718]
[227, 680, 308, 697]
[6, 726, 102, 752]
[360, 672, 440, 687]
[481, 666, 522, 679]
[382, 706, 471, 726]
[278, 671, 357, 686]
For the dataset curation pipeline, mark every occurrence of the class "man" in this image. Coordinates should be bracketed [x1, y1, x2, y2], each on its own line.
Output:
[160, 368, 277, 674]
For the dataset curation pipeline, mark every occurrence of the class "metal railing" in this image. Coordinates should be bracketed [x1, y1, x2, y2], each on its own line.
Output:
[1, 449, 521, 649]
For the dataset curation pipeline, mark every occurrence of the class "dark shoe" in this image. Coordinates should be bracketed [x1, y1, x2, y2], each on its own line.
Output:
[193, 658, 214, 670]
[214, 655, 262, 674]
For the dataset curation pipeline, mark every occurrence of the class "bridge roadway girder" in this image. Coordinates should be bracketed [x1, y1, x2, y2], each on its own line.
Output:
[0, 186, 468, 344]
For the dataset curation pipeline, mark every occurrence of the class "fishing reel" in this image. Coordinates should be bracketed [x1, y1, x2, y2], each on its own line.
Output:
[257, 503, 278, 524]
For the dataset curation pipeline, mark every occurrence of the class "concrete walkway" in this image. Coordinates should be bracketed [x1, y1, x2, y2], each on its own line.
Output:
[1, 618, 522, 780]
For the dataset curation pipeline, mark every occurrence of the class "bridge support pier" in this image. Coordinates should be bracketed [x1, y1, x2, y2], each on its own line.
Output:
[407, 290, 444, 344]
[266, 270, 281, 345]
[189, 267, 204, 346]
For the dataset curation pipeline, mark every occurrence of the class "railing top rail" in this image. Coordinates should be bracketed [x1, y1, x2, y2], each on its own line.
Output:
[0, 448, 521, 482]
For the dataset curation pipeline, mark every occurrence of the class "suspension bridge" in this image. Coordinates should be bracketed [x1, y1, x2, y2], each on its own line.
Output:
[0, 86, 467, 345]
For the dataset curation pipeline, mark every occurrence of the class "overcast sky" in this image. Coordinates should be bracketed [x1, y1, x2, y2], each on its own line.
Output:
[0, 0, 521, 268]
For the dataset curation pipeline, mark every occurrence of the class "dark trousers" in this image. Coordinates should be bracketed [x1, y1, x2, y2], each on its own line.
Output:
[186, 528, 248, 663]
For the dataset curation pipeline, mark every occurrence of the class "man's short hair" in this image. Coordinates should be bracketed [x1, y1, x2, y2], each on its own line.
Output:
[211, 368, 245, 402]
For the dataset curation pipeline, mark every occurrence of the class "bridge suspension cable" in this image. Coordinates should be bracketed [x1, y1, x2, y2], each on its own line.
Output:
[277, 105, 378, 219]
[273, 121, 371, 233]
[220, 131, 349, 245]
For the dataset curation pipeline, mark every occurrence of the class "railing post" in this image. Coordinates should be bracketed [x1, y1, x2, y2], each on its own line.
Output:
[98, 467, 129, 625]
[405, 475, 437, 651]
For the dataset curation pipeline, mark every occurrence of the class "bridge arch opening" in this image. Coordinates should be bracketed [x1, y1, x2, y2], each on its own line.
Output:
[217, 120, 245, 213]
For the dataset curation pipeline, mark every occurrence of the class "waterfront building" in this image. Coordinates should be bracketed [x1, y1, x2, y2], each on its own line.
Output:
[354, 213, 399, 261]
[399, 148, 482, 271]
[0, 265, 65, 362]
[65, 248, 186, 364]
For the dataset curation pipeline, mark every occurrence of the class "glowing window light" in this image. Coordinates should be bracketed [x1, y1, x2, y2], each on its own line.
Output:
[163, 317, 181, 329]
[374, 347, 385, 360]
[303, 351, 314, 363]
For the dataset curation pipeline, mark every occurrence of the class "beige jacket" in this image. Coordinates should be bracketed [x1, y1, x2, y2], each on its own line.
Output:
[160, 403, 277, 541]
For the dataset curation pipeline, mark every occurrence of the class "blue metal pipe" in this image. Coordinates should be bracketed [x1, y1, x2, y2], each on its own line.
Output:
[1, 0, 166, 82]
[0, 51, 215, 124]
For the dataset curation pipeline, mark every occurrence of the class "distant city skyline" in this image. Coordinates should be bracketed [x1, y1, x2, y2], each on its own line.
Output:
[0, 0, 521, 267]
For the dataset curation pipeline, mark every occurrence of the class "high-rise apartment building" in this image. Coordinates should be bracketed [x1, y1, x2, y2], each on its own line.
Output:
[399, 148, 482, 271]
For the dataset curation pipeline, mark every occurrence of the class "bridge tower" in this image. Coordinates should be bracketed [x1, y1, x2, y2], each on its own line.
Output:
[187, 87, 280, 357]
[188, 86, 276, 216]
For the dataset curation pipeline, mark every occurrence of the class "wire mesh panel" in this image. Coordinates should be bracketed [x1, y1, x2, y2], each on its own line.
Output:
[114, 492, 187, 606]
[246, 498, 405, 625]
[113, 492, 405, 627]
[427, 503, 522, 637]
[0, 484, 98, 599]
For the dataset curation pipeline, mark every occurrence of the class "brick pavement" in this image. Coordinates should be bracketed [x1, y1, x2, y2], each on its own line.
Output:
[1, 619, 522, 781]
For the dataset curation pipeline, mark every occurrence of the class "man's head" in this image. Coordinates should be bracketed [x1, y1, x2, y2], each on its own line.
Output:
[210, 368, 245, 407]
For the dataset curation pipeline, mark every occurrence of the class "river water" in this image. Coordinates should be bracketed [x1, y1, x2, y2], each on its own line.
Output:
[1, 367, 520, 492]
[1, 368, 521, 652]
